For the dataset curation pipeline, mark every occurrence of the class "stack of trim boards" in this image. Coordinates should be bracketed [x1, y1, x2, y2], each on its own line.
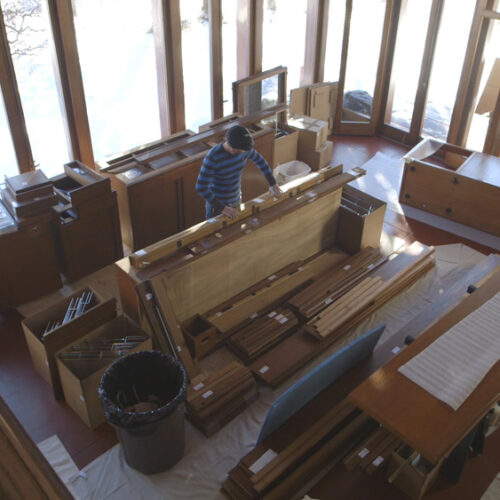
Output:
[226, 307, 299, 363]
[222, 400, 376, 499]
[342, 426, 402, 475]
[185, 362, 258, 436]
[288, 247, 385, 320]
[249, 242, 435, 388]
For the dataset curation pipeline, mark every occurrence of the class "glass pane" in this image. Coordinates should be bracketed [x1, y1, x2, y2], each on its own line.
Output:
[243, 74, 280, 113]
[181, 0, 211, 131]
[466, 18, 500, 151]
[222, 0, 237, 116]
[323, 0, 345, 83]
[0, 91, 18, 178]
[385, 0, 432, 132]
[342, 0, 386, 122]
[1, 0, 69, 178]
[423, 0, 476, 140]
[73, 0, 160, 160]
[262, 0, 307, 91]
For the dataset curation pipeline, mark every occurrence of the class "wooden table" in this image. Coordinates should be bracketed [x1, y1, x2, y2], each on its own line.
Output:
[349, 269, 500, 464]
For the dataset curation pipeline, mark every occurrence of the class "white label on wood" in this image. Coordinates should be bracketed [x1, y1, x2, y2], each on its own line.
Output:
[254, 197, 265, 204]
[268, 275, 277, 281]
[250, 313, 259, 320]
[259, 365, 269, 374]
[249, 449, 278, 474]
[343, 264, 351, 271]
[358, 448, 370, 458]
[279, 317, 289, 324]
[202, 390, 214, 399]
[324, 298, 333, 305]
[367, 263, 375, 270]
[80, 395, 85, 402]
[391, 346, 401, 355]
[193, 383, 205, 391]
[136, 249, 147, 256]
[145, 293, 153, 300]
[207, 218, 217, 224]
[177, 346, 182, 352]
[268, 311, 277, 318]
[215, 232, 223, 238]
[275, 314, 284, 321]
[216, 312, 222, 317]
[372, 456, 384, 467]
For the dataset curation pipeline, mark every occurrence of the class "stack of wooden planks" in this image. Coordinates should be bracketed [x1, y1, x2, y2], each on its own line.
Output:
[288, 247, 386, 319]
[226, 307, 299, 363]
[342, 426, 402, 474]
[249, 242, 435, 387]
[185, 361, 258, 436]
[222, 400, 377, 499]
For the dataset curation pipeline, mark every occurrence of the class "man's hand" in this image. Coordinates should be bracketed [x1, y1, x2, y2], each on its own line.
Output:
[222, 205, 239, 219]
[269, 184, 283, 199]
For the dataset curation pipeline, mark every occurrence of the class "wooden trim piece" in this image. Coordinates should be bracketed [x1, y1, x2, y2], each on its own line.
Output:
[0, 396, 73, 499]
[253, 0, 263, 74]
[49, 0, 95, 168]
[303, 0, 329, 86]
[209, 0, 223, 120]
[448, 0, 493, 145]
[236, 0, 251, 80]
[0, 4, 34, 173]
[334, 0, 351, 132]
[483, 90, 500, 155]
[408, 0, 443, 143]
[152, 0, 186, 135]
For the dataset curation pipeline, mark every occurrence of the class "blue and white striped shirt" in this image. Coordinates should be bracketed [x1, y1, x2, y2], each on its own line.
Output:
[196, 144, 276, 210]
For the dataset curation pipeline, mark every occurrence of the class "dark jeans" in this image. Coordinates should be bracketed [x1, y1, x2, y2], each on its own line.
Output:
[205, 202, 221, 219]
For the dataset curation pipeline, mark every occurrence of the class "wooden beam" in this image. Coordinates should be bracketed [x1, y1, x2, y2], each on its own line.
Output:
[0, 4, 34, 173]
[302, 0, 329, 86]
[48, 0, 95, 168]
[236, 0, 262, 81]
[447, 0, 493, 145]
[407, 0, 443, 143]
[152, 0, 186, 135]
[209, 0, 223, 120]
[483, 90, 500, 155]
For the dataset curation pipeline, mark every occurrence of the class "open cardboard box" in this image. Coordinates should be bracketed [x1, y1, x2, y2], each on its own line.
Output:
[22, 287, 117, 399]
[56, 314, 152, 429]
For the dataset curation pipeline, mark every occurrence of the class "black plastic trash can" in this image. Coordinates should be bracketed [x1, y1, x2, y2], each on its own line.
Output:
[98, 350, 187, 474]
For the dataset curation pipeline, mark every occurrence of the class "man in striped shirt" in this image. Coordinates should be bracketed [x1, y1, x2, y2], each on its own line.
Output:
[196, 125, 282, 219]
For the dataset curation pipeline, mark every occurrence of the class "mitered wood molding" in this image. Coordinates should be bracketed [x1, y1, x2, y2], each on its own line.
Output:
[209, 0, 223, 119]
[0, 4, 34, 173]
[48, 0, 95, 168]
[152, 0, 186, 135]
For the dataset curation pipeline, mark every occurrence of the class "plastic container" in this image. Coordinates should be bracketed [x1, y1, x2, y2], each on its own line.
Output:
[98, 350, 187, 474]
[274, 160, 311, 184]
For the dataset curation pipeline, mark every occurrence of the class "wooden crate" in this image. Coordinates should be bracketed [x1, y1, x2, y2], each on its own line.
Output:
[56, 314, 151, 428]
[336, 186, 386, 254]
[22, 287, 117, 399]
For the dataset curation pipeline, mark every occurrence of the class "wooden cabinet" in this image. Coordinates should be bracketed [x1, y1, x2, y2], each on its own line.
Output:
[51, 161, 123, 282]
[400, 139, 500, 236]
[98, 117, 276, 251]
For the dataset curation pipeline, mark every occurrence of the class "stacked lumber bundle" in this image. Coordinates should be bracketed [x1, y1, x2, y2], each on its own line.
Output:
[342, 426, 402, 474]
[249, 242, 435, 388]
[288, 247, 385, 319]
[185, 361, 258, 436]
[226, 307, 299, 363]
[222, 400, 377, 499]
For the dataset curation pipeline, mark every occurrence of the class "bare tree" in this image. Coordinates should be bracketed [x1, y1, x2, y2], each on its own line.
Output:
[2, 0, 47, 58]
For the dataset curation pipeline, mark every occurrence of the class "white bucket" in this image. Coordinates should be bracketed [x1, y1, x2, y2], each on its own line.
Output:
[274, 160, 311, 185]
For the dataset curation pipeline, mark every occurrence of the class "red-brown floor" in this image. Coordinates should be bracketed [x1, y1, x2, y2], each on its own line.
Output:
[1, 135, 499, 498]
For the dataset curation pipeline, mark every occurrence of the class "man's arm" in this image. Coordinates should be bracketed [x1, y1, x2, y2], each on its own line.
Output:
[248, 149, 282, 198]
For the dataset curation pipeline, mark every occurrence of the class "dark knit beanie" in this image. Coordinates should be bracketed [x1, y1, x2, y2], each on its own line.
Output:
[226, 125, 254, 151]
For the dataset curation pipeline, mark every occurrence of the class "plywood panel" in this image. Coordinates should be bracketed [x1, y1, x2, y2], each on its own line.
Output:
[165, 189, 342, 322]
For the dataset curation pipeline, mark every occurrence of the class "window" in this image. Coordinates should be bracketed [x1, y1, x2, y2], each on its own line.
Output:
[423, 0, 476, 141]
[180, 0, 211, 131]
[221, 0, 237, 116]
[73, 0, 160, 160]
[262, 0, 307, 91]
[1, 0, 69, 178]
[323, 0, 345, 83]
[0, 90, 18, 178]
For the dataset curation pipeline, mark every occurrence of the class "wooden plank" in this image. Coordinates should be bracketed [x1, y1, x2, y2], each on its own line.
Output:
[209, 0, 223, 120]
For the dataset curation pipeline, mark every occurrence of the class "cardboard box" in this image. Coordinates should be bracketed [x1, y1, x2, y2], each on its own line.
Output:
[22, 287, 117, 399]
[272, 124, 299, 166]
[298, 140, 334, 171]
[290, 87, 308, 116]
[308, 82, 338, 123]
[336, 186, 387, 254]
[56, 314, 152, 428]
[288, 115, 328, 154]
[386, 446, 441, 500]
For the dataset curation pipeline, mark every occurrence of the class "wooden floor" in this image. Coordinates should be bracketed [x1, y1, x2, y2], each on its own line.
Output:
[1, 135, 499, 498]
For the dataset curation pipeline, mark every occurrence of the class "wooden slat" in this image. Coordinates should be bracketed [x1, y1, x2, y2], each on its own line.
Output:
[0, 4, 34, 173]
[209, 0, 223, 120]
